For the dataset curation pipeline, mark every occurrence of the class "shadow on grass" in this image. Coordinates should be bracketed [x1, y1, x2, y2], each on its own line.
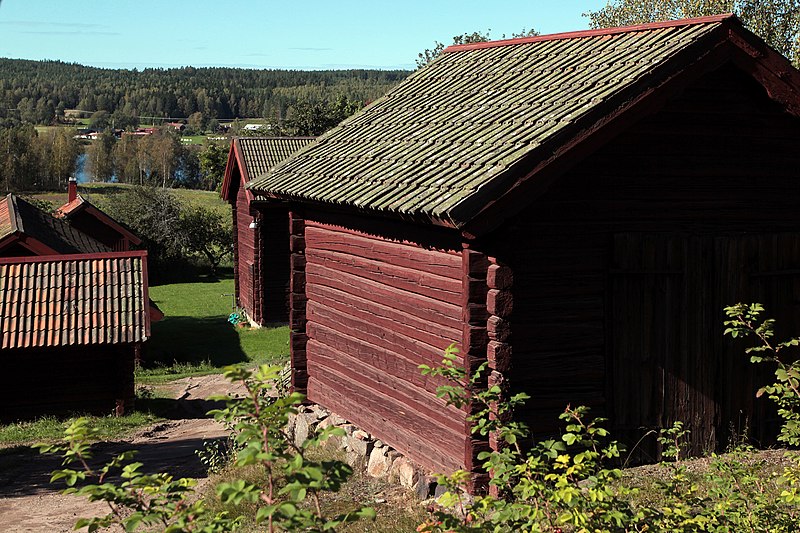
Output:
[151, 266, 235, 287]
[146, 315, 247, 368]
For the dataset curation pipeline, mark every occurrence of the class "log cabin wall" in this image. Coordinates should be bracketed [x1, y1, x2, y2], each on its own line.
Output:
[489, 63, 800, 460]
[0, 344, 136, 421]
[296, 208, 468, 474]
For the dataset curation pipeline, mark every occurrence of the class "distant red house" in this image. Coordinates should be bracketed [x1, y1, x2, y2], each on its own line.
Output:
[221, 137, 314, 325]
[0, 251, 152, 419]
[248, 15, 800, 485]
[56, 177, 142, 251]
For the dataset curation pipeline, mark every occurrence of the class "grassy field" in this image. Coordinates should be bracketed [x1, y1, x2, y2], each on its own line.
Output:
[28, 182, 228, 215]
[0, 411, 160, 448]
[142, 274, 289, 384]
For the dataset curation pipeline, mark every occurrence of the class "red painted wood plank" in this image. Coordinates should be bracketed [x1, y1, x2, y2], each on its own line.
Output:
[307, 248, 462, 305]
[307, 338, 464, 433]
[305, 225, 462, 279]
[307, 282, 462, 343]
[307, 303, 459, 367]
[307, 375, 466, 474]
[306, 262, 462, 329]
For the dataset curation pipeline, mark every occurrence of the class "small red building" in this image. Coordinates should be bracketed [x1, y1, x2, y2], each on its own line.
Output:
[0, 193, 108, 257]
[248, 15, 800, 482]
[56, 177, 143, 251]
[0, 251, 152, 419]
[221, 136, 314, 325]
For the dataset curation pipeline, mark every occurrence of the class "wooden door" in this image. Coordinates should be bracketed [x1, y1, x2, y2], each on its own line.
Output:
[611, 233, 799, 462]
[610, 233, 716, 462]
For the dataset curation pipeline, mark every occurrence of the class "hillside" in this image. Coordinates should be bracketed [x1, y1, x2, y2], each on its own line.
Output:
[0, 58, 409, 124]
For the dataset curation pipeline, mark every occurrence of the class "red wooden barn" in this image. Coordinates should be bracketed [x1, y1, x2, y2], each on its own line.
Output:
[56, 177, 143, 251]
[221, 137, 314, 325]
[0, 251, 152, 419]
[248, 15, 800, 480]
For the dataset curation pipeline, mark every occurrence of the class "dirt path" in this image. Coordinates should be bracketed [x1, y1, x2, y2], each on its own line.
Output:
[0, 374, 244, 532]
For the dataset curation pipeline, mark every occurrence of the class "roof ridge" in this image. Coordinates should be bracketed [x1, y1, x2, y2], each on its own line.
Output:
[237, 136, 316, 141]
[443, 13, 736, 53]
[0, 249, 148, 265]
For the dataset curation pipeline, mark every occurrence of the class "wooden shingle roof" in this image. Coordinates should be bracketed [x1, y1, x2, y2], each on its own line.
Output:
[248, 15, 800, 230]
[220, 137, 315, 202]
[0, 194, 109, 254]
[0, 251, 151, 349]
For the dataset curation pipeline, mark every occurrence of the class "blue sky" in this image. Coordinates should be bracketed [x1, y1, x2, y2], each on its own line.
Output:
[0, 1, 608, 70]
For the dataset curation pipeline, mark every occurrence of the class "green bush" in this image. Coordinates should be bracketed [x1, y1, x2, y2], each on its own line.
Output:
[37, 364, 374, 532]
[37, 304, 800, 531]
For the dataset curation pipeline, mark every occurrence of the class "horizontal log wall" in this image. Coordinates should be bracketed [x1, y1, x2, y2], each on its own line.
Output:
[0, 344, 136, 420]
[492, 65, 800, 456]
[301, 213, 466, 474]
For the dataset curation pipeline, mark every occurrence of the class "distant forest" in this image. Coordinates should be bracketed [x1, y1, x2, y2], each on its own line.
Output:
[0, 58, 409, 125]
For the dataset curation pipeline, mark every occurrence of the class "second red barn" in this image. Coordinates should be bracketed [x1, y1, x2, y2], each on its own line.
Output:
[221, 137, 314, 325]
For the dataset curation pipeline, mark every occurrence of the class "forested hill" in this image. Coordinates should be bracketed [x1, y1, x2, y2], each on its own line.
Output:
[0, 58, 409, 124]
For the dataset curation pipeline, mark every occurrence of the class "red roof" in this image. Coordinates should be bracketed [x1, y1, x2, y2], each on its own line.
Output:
[0, 251, 151, 349]
[443, 14, 735, 52]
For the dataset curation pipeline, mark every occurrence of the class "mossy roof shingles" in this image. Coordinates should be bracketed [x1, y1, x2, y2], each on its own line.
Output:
[248, 16, 733, 225]
[236, 137, 315, 180]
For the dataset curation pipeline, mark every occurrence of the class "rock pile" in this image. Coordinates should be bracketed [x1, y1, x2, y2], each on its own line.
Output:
[287, 404, 438, 499]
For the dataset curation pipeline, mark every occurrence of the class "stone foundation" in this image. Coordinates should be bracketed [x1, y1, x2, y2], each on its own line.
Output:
[287, 404, 440, 499]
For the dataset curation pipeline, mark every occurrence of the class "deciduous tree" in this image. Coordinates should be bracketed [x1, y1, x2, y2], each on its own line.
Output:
[416, 28, 539, 68]
[586, 0, 800, 66]
[85, 130, 115, 182]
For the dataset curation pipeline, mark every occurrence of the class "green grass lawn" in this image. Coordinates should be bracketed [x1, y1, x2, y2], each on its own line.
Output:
[27, 182, 228, 215]
[142, 274, 289, 384]
[0, 411, 161, 448]
[180, 135, 208, 145]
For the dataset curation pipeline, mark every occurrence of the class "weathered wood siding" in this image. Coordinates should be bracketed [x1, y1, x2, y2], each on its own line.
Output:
[234, 182, 259, 322]
[0, 344, 136, 420]
[490, 65, 800, 459]
[260, 205, 290, 323]
[298, 210, 467, 473]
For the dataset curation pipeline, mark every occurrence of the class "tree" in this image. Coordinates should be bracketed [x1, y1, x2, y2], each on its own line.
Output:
[278, 96, 363, 137]
[417, 31, 492, 69]
[585, 0, 800, 67]
[180, 205, 232, 274]
[137, 130, 181, 187]
[85, 130, 115, 182]
[110, 110, 139, 131]
[198, 142, 228, 191]
[112, 134, 142, 184]
[40, 127, 79, 189]
[187, 111, 207, 135]
[416, 28, 539, 68]
[103, 186, 186, 279]
[89, 110, 110, 130]
[0, 124, 41, 192]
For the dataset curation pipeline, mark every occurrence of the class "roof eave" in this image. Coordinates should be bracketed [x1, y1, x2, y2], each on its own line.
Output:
[458, 18, 800, 238]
